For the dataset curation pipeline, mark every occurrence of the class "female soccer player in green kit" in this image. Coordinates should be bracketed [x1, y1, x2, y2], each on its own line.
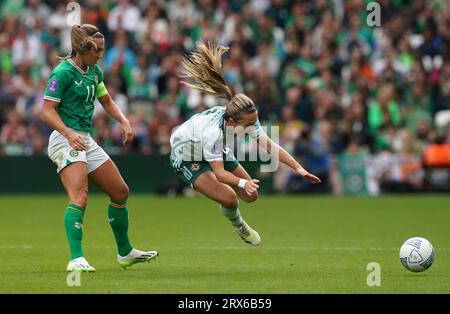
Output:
[41, 24, 157, 272]
[170, 42, 321, 245]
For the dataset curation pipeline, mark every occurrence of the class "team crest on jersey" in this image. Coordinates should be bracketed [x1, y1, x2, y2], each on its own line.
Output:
[69, 149, 79, 158]
[191, 163, 200, 171]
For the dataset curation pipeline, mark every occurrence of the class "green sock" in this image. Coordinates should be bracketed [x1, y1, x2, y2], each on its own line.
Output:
[108, 200, 133, 257]
[64, 203, 85, 260]
[220, 205, 243, 226]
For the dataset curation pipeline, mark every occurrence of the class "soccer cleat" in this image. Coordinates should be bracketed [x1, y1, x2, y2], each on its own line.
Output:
[117, 248, 159, 269]
[234, 220, 261, 246]
[66, 257, 96, 272]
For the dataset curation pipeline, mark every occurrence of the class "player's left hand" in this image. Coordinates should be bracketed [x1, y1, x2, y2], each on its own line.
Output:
[297, 169, 321, 184]
[121, 120, 133, 145]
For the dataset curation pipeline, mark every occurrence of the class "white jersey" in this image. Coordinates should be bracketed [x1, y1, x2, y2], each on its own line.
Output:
[170, 106, 264, 162]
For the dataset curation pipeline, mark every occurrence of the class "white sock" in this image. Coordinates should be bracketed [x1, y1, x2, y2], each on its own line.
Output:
[220, 205, 243, 226]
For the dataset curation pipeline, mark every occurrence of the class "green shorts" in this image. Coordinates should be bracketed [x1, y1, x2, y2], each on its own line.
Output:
[170, 155, 239, 186]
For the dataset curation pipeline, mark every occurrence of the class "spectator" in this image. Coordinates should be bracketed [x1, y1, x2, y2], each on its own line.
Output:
[21, 0, 51, 29]
[341, 92, 373, 152]
[0, 108, 28, 156]
[422, 132, 450, 191]
[11, 24, 43, 66]
[288, 121, 332, 193]
[107, 0, 141, 34]
[379, 129, 424, 193]
[368, 83, 402, 149]
[104, 29, 137, 73]
[423, 133, 450, 168]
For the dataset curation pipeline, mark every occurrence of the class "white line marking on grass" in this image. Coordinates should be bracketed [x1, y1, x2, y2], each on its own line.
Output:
[1, 246, 449, 252]
[190, 246, 450, 251]
[0, 245, 34, 250]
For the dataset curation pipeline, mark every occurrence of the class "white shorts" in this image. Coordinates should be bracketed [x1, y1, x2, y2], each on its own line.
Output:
[47, 129, 110, 173]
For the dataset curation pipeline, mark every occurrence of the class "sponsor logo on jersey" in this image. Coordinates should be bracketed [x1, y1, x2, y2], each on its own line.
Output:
[49, 80, 58, 92]
[75, 80, 83, 87]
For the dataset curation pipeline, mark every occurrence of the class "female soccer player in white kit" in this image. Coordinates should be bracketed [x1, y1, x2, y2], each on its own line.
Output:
[170, 42, 321, 245]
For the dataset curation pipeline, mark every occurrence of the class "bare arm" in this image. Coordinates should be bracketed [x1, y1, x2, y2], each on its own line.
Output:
[97, 93, 133, 145]
[41, 99, 86, 151]
[209, 161, 260, 195]
[258, 134, 321, 184]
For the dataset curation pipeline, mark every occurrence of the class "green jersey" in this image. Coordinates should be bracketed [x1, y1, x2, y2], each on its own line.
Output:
[44, 59, 108, 133]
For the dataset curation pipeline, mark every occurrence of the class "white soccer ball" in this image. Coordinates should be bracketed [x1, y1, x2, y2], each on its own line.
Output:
[399, 237, 435, 272]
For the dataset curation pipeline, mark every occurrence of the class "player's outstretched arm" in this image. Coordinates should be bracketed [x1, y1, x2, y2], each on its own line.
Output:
[209, 161, 260, 196]
[258, 134, 321, 184]
[97, 93, 133, 145]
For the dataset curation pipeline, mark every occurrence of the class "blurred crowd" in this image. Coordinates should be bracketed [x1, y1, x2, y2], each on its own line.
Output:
[0, 0, 450, 193]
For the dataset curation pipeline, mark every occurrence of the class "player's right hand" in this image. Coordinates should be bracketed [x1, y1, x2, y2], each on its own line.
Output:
[245, 179, 260, 196]
[121, 119, 134, 145]
[66, 131, 86, 151]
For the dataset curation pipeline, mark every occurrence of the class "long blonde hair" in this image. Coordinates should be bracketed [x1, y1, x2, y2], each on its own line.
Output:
[60, 24, 104, 60]
[180, 41, 256, 122]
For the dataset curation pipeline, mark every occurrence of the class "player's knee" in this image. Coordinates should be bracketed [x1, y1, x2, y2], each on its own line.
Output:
[71, 188, 88, 209]
[112, 183, 129, 202]
[219, 190, 238, 209]
[244, 191, 258, 203]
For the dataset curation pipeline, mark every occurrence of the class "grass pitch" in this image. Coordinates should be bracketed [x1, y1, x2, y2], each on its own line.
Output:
[0, 194, 449, 293]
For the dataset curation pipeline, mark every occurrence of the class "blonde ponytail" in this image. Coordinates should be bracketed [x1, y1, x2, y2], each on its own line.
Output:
[59, 24, 103, 60]
[180, 41, 233, 101]
[180, 41, 256, 122]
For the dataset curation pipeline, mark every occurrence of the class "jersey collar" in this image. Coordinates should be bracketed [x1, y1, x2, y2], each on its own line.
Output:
[68, 58, 90, 75]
